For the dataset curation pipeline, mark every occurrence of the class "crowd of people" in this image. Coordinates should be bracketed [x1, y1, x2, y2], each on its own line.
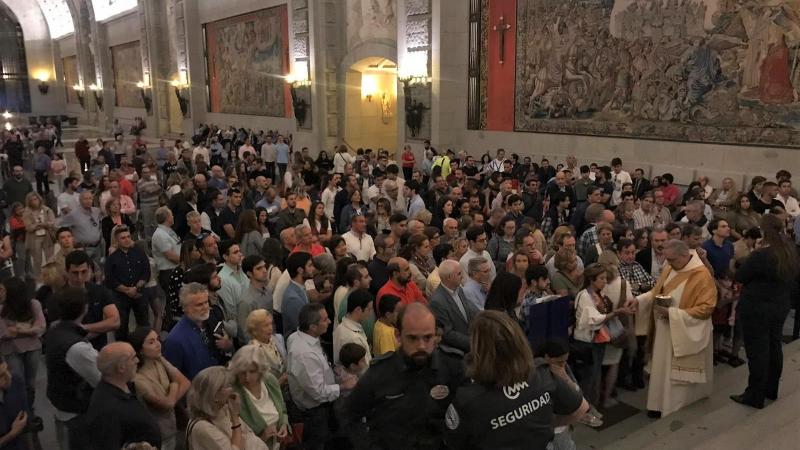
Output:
[0, 123, 798, 449]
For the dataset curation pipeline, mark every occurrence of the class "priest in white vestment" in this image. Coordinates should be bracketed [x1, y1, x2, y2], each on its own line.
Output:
[629, 239, 717, 417]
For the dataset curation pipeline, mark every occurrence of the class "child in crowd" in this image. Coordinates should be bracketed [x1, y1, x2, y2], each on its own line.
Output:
[332, 343, 369, 449]
[372, 294, 401, 357]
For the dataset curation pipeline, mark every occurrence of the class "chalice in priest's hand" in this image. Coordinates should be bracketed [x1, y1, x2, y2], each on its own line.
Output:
[655, 295, 672, 308]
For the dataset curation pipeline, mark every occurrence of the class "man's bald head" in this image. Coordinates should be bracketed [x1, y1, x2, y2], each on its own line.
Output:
[600, 210, 615, 224]
[97, 342, 138, 381]
[397, 302, 435, 335]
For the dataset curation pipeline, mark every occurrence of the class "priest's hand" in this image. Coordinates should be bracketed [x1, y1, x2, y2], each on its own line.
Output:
[624, 298, 638, 311]
[654, 305, 669, 321]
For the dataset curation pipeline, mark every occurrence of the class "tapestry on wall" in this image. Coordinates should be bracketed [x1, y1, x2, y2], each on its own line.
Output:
[513, 0, 800, 148]
[62, 56, 79, 105]
[205, 5, 289, 117]
[111, 42, 145, 108]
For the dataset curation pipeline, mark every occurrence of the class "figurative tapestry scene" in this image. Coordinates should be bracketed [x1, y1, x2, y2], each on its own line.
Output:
[111, 41, 145, 108]
[205, 5, 288, 116]
[514, 0, 800, 147]
[62, 55, 79, 104]
[346, 0, 397, 47]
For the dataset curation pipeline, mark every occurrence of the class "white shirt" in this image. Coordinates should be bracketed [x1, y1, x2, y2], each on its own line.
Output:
[192, 145, 209, 163]
[239, 144, 256, 160]
[287, 331, 340, 410]
[777, 194, 800, 217]
[272, 270, 292, 314]
[261, 143, 276, 162]
[611, 170, 632, 205]
[321, 187, 340, 220]
[333, 152, 355, 174]
[333, 317, 371, 367]
[343, 231, 376, 261]
[57, 191, 80, 216]
[243, 381, 280, 427]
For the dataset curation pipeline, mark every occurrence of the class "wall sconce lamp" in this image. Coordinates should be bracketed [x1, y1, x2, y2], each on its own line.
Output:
[34, 71, 50, 95]
[2, 111, 12, 120]
[171, 69, 190, 117]
[362, 74, 378, 103]
[72, 84, 86, 108]
[136, 84, 152, 116]
[89, 84, 103, 110]
[285, 72, 311, 127]
[398, 74, 431, 137]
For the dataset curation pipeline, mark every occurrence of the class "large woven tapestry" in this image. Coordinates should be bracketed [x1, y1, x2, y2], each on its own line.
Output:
[111, 42, 144, 108]
[63, 56, 79, 104]
[514, 0, 800, 148]
[205, 5, 289, 116]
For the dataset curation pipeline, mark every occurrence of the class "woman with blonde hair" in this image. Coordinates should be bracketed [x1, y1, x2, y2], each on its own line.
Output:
[245, 309, 287, 384]
[229, 345, 289, 448]
[101, 197, 135, 255]
[22, 192, 55, 280]
[36, 262, 65, 326]
[551, 247, 582, 297]
[186, 366, 267, 450]
[446, 311, 588, 448]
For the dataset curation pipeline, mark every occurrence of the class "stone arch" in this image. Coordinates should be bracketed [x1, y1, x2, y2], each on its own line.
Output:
[337, 39, 398, 146]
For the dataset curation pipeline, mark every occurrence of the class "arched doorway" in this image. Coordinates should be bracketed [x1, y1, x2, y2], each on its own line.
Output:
[344, 57, 397, 154]
[0, 3, 30, 113]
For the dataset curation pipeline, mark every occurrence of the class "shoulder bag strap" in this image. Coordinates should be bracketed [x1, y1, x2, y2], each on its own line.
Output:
[617, 278, 627, 311]
[185, 418, 203, 450]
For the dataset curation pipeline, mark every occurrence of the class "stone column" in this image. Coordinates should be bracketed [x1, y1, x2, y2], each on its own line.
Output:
[138, 0, 170, 137]
[398, 0, 433, 153]
[89, 18, 114, 132]
[70, 0, 99, 125]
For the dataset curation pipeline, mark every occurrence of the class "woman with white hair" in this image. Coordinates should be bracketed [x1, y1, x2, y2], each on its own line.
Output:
[246, 309, 287, 384]
[186, 366, 267, 450]
[229, 345, 289, 448]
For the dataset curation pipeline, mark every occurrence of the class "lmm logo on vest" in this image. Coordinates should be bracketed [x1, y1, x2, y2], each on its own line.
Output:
[502, 381, 529, 400]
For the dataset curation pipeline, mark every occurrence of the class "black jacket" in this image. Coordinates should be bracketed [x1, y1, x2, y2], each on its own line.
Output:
[45, 322, 94, 413]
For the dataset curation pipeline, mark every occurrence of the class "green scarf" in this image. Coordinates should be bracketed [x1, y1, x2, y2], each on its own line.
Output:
[234, 373, 289, 439]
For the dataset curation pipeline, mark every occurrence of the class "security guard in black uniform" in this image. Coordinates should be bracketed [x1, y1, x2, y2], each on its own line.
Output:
[347, 303, 465, 450]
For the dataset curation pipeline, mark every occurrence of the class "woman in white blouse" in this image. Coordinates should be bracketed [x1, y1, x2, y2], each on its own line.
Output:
[229, 345, 289, 449]
[573, 263, 634, 409]
[598, 263, 634, 409]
